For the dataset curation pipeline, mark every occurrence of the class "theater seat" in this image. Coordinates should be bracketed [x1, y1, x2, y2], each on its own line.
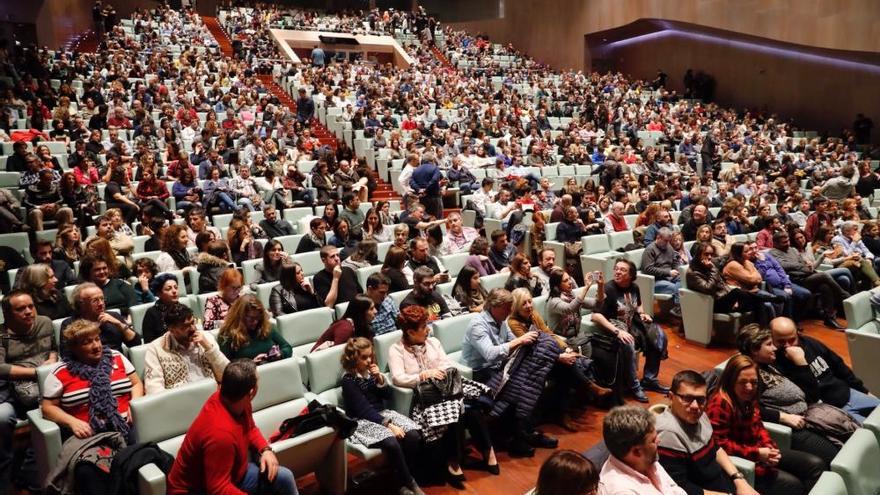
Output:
[843, 291, 880, 394]
[431, 313, 474, 379]
[809, 471, 848, 495]
[831, 428, 880, 495]
[679, 266, 752, 345]
[276, 307, 335, 385]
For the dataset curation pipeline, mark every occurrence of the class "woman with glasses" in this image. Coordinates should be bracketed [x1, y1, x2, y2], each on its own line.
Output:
[203, 268, 244, 332]
[218, 294, 292, 363]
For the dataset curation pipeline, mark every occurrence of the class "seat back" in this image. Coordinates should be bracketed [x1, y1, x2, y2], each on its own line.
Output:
[356, 265, 383, 291]
[276, 234, 305, 254]
[251, 357, 306, 412]
[608, 231, 634, 251]
[131, 378, 217, 445]
[441, 252, 469, 278]
[373, 330, 402, 372]
[242, 259, 263, 285]
[831, 428, 880, 495]
[292, 251, 323, 276]
[844, 291, 878, 333]
[130, 302, 155, 336]
[432, 313, 473, 354]
[276, 307, 335, 347]
[481, 273, 508, 292]
[255, 281, 280, 308]
[129, 344, 148, 379]
[304, 345, 346, 404]
[582, 234, 611, 255]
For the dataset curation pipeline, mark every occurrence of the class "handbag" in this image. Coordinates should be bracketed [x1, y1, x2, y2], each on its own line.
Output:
[415, 367, 463, 408]
[271, 400, 357, 442]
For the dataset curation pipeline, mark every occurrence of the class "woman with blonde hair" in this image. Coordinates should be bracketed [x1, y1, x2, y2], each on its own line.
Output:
[16, 264, 73, 320]
[508, 288, 611, 429]
[217, 294, 292, 363]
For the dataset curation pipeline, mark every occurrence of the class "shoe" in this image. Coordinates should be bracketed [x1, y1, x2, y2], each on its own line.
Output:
[485, 462, 500, 476]
[823, 315, 844, 330]
[559, 413, 581, 432]
[527, 431, 559, 449]
[632, 389, 649, 403]
[446, 469, 466, 490]
[669, 305, 682, 319]
[407, 482, 426, 495]
[586, 381, 614, 404]
[398, 486, 415, 495]
[641, 380, 670, 394]
[509, 439, 535, 458]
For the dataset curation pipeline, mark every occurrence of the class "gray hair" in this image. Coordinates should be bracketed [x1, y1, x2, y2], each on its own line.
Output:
[657, 227, 673, 240]
[841, 221, 859, 234]
[485, 288, 513, 308]
[603, 406, 656, 459]
[71, 282, 101, 314]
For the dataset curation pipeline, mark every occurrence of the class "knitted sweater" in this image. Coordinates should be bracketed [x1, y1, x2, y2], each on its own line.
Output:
[143, 332, 229, 395]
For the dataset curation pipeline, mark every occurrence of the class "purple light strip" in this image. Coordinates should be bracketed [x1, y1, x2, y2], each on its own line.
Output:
[601, 29, 880, 74]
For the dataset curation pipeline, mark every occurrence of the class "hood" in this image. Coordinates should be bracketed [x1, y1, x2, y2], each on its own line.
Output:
[196, 252, 230, 268]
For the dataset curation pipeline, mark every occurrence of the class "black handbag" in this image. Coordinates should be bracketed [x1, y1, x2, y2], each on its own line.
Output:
[274, 400, 358, 441]
[415, 367, 463, 408]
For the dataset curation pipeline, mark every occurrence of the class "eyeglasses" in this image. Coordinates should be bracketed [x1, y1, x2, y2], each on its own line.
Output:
[672, 392, 707, 407]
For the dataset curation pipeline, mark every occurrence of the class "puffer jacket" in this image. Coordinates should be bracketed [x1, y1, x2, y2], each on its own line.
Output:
[488, 332, 559, 420]
[196, 252, 230, 294]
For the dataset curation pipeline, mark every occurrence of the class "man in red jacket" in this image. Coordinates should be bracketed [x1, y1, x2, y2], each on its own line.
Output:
[167, 359, 298, 495]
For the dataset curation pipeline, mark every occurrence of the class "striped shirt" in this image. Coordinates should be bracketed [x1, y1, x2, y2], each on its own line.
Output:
[43, 352, 136, 423]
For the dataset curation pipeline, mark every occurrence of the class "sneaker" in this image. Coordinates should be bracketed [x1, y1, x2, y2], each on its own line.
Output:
[641, 379, 670, 394]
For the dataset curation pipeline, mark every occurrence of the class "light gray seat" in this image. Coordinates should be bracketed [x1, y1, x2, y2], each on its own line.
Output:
[830, 428, 880, 495]
[843, 291, 880, 393]
[276, 307, 335, 384]
[431, 313, 475, 378]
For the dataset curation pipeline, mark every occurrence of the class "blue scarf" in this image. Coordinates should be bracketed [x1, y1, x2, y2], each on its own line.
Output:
[65, 346, 132, 442]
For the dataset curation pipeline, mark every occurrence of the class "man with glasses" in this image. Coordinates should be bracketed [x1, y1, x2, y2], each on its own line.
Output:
[399, 266, 451, 322]
[60, 283, 142, 353]
[296, 218, 328, 254]
[656, 370, 758, 495]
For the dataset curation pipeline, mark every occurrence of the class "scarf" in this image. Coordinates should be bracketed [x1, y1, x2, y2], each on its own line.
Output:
[556, 292, 581, 337]
[65, 347, 132, 442]
[169, 249, 192, 270]
[306, 230, 326, 248]
[404, 343, 431, 372]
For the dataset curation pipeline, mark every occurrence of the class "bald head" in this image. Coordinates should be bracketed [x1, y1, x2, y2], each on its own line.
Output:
[770, 317, 799, 349]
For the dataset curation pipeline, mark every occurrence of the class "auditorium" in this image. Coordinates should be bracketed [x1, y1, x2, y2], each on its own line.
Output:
[1, 1, 879, 494]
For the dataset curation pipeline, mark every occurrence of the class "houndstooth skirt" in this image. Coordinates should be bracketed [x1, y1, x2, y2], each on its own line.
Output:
[349, 409, 421, 447]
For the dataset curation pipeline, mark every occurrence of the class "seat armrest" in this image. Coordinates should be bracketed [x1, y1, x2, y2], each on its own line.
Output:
[137, 463, 167, 495]
[388, 383, 413, 415]
[635, 273, 655, 317]
[763, 422, 792, 451]
[449, 360, 473, 379]
[729, 456, 756, 487]
[27, 409, 63, 486]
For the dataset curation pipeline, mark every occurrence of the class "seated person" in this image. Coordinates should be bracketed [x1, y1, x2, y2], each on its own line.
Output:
[461, 288, 557, 458]
[487, 229, 516, 272]
[452, 265, 489, 313]
[656, 370, 758, 495]
[590, 258, 668, 404]
[340, 337, 425, 495]
[196, 240, 232, 294]
[41, 319, 144, 493]
[141, 273, 182, 343]
[62, 282, 142, 353]
[399, 267, 452, 322]
[218, 295, 292, 363]
[257, 239, 288, 284]
[529, 450, 598, 495]
[295, 218, 328, 254]
[364, 273, 399, 336]
[15, 263, 73, 321]
[381, 246, 412, 293]
[167, 359, 296, 495]
[259, 205, 295, 239]
[79, 255, 138, 316]
[269, 261, 321, 317]
[406, 237, 449, 284]
[504, 254, 542, 297]
[313, 246, 363, 307]
[311, 295, 376, 352]
[770, 316, 879, 423]
[642, 228, 682, 318]
[707, 355, 825, 495]
[144, 302, 229, 394]
[203, 268, 243, 331]
[1, 291, 58, 492]
[598, 405, 686, 495]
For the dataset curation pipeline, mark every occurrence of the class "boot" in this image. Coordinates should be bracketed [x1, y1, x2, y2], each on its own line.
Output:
[585, 380, 614, 407]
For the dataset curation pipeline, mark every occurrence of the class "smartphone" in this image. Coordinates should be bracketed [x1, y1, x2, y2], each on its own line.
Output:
[592, 270, 602, 279]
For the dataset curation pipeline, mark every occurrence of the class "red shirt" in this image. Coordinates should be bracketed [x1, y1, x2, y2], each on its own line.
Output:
[167, 391, 269, 495]
[705, 393, 777, 477]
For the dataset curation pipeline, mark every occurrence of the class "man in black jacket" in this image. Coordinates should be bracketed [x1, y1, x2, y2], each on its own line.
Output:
[770, 316, 879, 422]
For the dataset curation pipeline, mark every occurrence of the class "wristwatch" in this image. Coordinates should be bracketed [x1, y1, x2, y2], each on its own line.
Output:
[260, 446, 273, 455]
[729, 471, 745, 481]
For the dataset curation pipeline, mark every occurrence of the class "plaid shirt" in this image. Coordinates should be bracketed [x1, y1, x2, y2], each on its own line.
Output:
[705, 393, 777, 477]
[372, 296, 399, 336]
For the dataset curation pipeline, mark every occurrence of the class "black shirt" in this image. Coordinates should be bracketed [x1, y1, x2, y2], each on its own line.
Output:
[313, 267, 362, 306]
[399, 289, 450, 321]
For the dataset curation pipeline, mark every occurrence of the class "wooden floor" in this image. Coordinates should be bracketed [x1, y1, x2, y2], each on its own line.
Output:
[338, 316, 851, 495]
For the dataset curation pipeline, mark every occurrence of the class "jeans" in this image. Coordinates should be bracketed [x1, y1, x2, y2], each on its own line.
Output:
[214, 192, 237, 212]
[844, 388, 880, 423]
[621, 328, 664, 392]
[654, 279, 680, 306]
[372, 431, 421, 488]
[238, 462, 298, 495]
[824, 267, 854, 292]
[237, 197, 257, 212]
[458, 182, 481, 193]
[782, 285, 813, 321]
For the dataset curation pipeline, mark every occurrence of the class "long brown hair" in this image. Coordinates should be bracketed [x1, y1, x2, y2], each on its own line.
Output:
[218, 294, 272, 351]
[717, 354, 758, 414]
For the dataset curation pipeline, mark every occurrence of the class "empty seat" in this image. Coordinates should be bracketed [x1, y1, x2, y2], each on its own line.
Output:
[831, 428, 880, 495]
